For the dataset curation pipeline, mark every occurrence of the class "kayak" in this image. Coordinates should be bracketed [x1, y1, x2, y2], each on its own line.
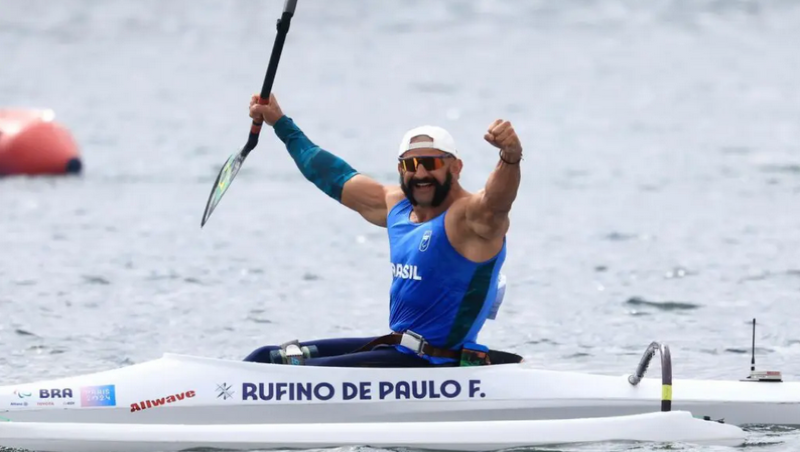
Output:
[0, 338, 790, 451]
[0, 411, 745, 452]
[0, 346, 794, 426]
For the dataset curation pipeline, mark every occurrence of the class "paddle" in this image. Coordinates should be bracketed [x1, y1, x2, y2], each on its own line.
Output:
[200, 0, 299, 228]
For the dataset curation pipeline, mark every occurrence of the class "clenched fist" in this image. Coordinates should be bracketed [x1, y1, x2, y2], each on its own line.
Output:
[249, 93, 285, 126]
[484, 119, 522, 162]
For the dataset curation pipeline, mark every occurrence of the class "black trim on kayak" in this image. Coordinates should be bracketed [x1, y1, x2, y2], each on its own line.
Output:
[487, 349, 524, 364]
[627, 341, 672, 412]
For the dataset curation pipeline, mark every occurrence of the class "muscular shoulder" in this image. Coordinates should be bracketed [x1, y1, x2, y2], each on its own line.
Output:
[444, 191, 474, 221]
[444, 192, 505, 262]
[337, 177, 397, 227]
[385, 187, 406, 211]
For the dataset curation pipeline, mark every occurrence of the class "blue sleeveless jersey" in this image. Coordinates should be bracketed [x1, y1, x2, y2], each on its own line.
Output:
[386, 198, 506, 364]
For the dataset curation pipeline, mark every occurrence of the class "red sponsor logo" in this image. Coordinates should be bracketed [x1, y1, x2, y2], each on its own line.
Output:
[130, 390, 195, 412]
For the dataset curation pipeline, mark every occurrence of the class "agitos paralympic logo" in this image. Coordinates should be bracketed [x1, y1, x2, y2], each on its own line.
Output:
[130, 390, 196, 412]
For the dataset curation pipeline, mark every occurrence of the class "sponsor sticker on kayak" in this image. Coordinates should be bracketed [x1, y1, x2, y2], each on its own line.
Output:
[241, 379, 486, 402]
[9, 389, 32, 407]
[36, 388, 76, 406]
[216, 382, 234, 400]
[7, 387, 76, 407]
[9, 386, 115, 408]
[81, 384, 116, 407]
[130, 390, 196, 412]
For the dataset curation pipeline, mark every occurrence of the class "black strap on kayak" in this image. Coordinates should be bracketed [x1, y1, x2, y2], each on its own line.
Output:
[350, 333, 524, 366]
[349, 332, 461, 360]
[627, 341, 672, 412]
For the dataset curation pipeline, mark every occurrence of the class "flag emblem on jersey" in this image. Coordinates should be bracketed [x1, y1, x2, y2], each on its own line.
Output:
[419, 230, 432, 252]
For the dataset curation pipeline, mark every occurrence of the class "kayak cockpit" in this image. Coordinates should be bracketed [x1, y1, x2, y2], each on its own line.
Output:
[244, 334, 524, 368]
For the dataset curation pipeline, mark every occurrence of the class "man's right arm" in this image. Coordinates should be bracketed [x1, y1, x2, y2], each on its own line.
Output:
[273, 115, 394, 227]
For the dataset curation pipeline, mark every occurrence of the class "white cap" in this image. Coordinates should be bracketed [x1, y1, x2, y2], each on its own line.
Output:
[397, 125, 459, 158]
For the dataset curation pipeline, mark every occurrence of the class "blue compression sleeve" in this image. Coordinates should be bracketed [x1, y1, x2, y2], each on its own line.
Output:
[272, 115, 359, 203]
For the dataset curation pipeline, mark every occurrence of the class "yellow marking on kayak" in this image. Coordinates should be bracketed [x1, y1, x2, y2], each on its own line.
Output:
[662, 384, 672, 401]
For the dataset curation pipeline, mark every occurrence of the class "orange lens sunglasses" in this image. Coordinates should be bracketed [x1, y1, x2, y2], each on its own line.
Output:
[398, 156, 450, 172]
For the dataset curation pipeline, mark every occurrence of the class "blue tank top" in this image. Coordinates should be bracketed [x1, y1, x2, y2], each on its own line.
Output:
[386, 198, 506, 363]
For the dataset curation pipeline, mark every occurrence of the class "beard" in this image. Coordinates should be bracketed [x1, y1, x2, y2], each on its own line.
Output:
[400, 171, 452, 207]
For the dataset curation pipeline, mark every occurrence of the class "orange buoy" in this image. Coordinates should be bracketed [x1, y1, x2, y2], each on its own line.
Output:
[0, 109, 82, 176]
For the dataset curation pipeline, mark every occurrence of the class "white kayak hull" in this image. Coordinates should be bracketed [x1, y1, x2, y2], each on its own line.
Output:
[0, 411, 745, 452]
[1, 352, 797, 427]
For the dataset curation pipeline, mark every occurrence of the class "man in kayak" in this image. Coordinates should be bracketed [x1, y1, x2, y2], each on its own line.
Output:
[244, 93, 522, 367]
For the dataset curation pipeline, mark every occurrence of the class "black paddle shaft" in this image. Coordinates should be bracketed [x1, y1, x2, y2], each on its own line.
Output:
[244, 0, 298, 157]
[198, 0, 298, 228]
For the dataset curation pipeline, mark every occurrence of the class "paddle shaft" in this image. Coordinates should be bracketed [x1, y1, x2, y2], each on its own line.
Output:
[199, 0, 298, 228]
[244, 0, 298, 157]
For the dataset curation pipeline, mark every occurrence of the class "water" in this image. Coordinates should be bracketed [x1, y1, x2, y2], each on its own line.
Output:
[2, 0, 800, 450]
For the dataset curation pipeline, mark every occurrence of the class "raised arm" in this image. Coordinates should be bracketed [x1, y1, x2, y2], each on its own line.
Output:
[464, 119, 523, 240]
[251, 94, 392, 227]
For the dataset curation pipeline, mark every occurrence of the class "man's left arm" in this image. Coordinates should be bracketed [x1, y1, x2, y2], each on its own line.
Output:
[465, 119, 523, 241]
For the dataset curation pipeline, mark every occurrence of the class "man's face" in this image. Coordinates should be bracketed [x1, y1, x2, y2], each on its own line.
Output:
[398, 147, 457, 207]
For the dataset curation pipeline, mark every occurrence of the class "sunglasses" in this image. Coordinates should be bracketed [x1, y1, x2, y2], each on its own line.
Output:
[398, 155, 451, 172]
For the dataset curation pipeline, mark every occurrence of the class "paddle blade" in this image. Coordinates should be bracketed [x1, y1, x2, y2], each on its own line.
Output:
[201, 151, 247, 227]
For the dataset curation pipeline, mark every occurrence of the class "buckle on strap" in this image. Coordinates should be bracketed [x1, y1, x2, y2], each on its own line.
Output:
[399, 330, 428, 355]
[280, 340, 306, 365]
